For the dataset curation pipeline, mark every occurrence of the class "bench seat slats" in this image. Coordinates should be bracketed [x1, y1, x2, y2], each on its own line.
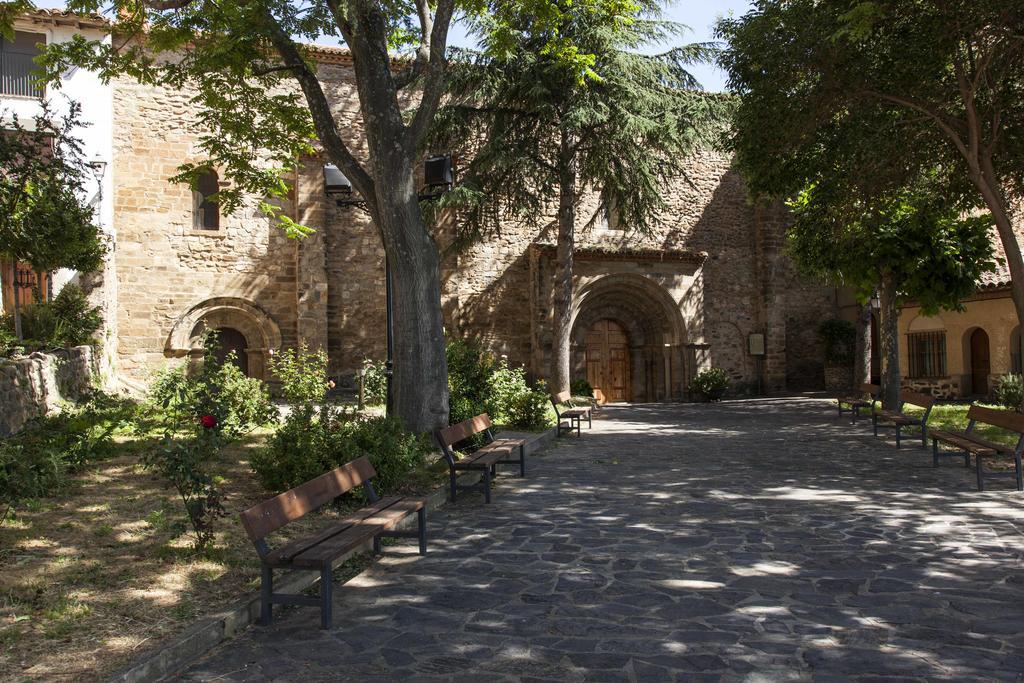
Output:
[874, 410, 920, 425]
[266, 496, 407, 566]
[291, 498, 425, 569]
[931, 430, 1007, 457]
[456, 449, 509, 468]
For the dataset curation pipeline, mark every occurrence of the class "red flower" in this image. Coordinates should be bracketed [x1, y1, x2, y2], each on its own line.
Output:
[200, 414, 217, 430]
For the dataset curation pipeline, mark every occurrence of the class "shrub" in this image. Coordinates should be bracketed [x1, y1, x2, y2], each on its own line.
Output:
[446, 337, 496, 423]
[251, 413, 429, 498]
[819, 319, 856, 366]
[0, 391, 139, 523]
[148, 331, 274, 438]
[487, 361, 553, 430]
[361, 358, 388, 406]
[142, 428, 226, 550]
[0, 326, 23, 357]
[994, 374, 1024, 412]
[17, 284, 103, 350]
[691, 368, 730, 401]
[570, 378, 594, 397]
[270, 343, 330, 406]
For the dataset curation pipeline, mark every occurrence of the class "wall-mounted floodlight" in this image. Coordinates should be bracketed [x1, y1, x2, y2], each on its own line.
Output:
[424, 154, 453, 191]
[323, 163, 352, 196]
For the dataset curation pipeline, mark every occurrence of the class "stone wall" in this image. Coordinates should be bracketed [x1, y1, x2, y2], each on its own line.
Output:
[0, 346, 97, 436]
[112, 75, 301, 381]
[902, 377, 962, 400]
[109, 52, 835, 399]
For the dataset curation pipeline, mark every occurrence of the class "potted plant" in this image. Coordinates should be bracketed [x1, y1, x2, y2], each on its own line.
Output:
[690, 368, 730, 402]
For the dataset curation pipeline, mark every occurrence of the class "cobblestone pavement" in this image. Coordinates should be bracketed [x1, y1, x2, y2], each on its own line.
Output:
[182, 398, 1024, 682]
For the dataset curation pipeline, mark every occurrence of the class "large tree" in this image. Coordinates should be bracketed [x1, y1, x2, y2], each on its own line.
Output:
[0, 103, 105, 338]
[429, 1, 725, 394]
[788, 178, 996, 408]
[36, 0, 635, 432]
[718, 1, 1024, 327]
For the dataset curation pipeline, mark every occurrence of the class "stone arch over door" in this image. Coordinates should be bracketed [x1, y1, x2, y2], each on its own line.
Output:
[569, 274, 687, 402]
[166, 297, 282, 380]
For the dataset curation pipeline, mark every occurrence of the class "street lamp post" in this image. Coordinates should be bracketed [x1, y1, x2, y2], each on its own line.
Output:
[385, 257, 394, 415]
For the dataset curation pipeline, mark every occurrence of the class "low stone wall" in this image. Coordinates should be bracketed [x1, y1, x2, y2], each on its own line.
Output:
[0, 346, 98, 437]
[902, 377, 961, 400]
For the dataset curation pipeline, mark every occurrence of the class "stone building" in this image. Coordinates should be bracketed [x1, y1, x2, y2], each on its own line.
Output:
[4, 13, 838, 401]
[838, 252, 1023, 401]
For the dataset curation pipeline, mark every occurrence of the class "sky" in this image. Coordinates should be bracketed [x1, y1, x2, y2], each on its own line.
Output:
[34, 0, 753, 91]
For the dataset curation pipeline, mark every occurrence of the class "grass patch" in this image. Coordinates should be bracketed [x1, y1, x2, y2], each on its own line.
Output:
[0, 403, 456, 681]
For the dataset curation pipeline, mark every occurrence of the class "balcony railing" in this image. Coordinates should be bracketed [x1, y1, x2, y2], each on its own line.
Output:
[1, 52, 43, 98]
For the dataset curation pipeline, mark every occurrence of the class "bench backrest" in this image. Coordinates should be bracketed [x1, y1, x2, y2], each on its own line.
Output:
[899, 390, 935, 410]
[551, 390, 572, 406]
[239, 457, 376, 542]
[968, 405, 1024, 434]
[860, 383, 881, 395]
[436, 413, 493, 450]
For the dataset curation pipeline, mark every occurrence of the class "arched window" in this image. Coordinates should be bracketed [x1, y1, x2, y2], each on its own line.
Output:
[192, 169, 220, 231]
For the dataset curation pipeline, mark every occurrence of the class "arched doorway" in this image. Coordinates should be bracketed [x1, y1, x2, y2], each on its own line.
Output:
[569, 274, 687, 402]
[969, 328, 991, 395]
[584, 319, 630, 402]
[166, 297, 282, 381]
[213, 327, 250, 376]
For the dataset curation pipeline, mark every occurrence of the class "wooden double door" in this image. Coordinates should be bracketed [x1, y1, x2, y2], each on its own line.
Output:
[585, 319, 630, 403]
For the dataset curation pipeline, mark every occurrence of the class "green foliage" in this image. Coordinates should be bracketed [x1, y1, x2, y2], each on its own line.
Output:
[142, 428, 225, 550]
[430, 2, 729, 249]
[994, 375, 1024, 412]
[0, 326, 22, 358]
[717, 1, 1024, 201]
[147, 332, 274, 439]
[446, 337, 497, 424]
[269, 342, 330, 406]
[0, 101, 105, 274]
[487, 361, 553, 430]
[361, 358, 388, 406]
[787, 180, 996, 315]
[5, 284, 103, 352]
[251, 412, 429, 498]
[570, 378, 595, 397]
[690, 368, 730, 401]
[0, 392, 140, 522]
[819, 319, 857, 366]
[44, 0, 650, 238]
[445, 337, 552, 429]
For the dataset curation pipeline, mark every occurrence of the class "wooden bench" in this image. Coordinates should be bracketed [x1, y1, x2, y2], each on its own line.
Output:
[837, 383, 880, 423]
[239, 457, 426, 629]
[930, 405, 1024, 491]
[434, 413, 527, 503]
[872, 390, 935, 449]
[550, 390, 593, 437]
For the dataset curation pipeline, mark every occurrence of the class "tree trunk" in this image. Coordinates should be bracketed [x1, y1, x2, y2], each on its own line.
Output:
[373, 180, 450, 433]
[878, 275, 901, 410]
[550, 128, 577, 396]
[975, 155, 1024, 330]
[854, 301, 871, 389]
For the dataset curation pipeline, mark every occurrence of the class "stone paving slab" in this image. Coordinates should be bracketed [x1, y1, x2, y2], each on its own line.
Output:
[180, 398, 1024, 681]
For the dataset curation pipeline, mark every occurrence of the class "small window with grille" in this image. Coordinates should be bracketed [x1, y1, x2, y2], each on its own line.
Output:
[907, 331, 946, 379]
[1, 31, 45, 98]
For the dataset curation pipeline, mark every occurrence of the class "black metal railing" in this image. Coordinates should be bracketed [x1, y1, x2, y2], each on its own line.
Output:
[1, 52, 43, 98]
[907, 331, 947, 379]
